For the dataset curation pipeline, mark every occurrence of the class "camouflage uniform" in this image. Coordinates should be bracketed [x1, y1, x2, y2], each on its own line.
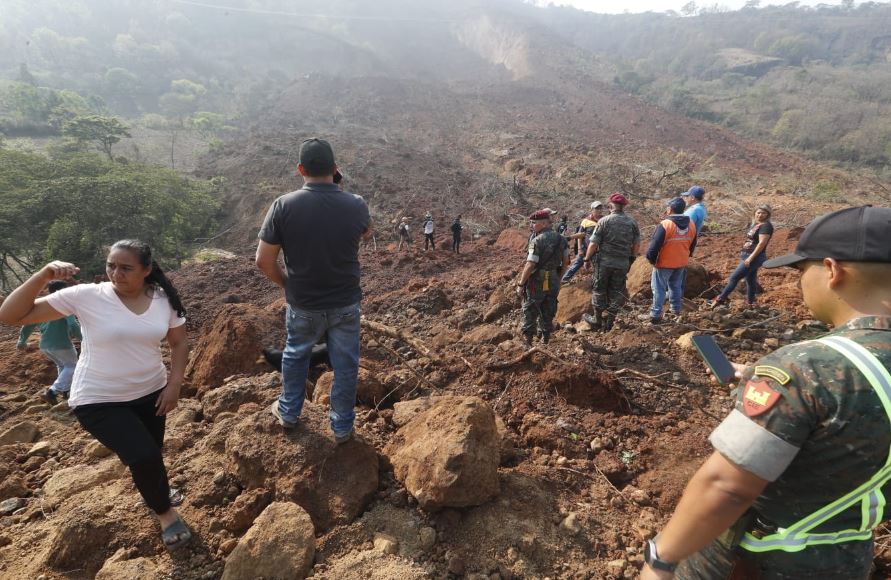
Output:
[590, 211, 640, 318]
[678, 316, 891, 579]
[521, 228, 568, 341]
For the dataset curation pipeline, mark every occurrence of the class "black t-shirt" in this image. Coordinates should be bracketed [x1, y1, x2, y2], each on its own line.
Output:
[742, 221, 774, 253]
[258, 183, 370, 310]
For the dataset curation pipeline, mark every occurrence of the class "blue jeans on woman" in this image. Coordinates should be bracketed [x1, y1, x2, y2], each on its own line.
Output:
[43, 346, 78, 395]
[279, 302, 361, 437]
[717, 251, 766, 304]
[650, 267, 685, 319]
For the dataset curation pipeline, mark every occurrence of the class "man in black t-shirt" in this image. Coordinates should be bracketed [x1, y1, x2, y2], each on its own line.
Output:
[256, 138, 371, 443]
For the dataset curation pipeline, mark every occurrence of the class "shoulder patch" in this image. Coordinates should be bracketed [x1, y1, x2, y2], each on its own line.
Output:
[743, 380, 782, 417]
[754, 365, 791, 385]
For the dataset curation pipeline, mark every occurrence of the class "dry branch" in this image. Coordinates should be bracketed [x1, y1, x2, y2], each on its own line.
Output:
[487, 346, 562, 370]
[361, 318, 441, 363]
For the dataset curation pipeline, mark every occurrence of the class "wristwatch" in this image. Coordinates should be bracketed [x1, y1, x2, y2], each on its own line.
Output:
[644, 539, 678, 572]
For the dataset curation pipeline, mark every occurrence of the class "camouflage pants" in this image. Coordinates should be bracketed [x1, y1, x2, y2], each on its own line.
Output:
[591, 264, 629, 315]
[677, 537, 873, 580]
[521, 271, 560, 337]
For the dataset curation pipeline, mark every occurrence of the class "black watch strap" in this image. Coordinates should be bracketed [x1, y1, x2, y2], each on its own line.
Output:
[645, 539, 678, 572]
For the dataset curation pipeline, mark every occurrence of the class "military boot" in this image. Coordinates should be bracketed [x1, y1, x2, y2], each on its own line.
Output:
[523, 333, 534, 347]
[582, 310, 604, 331]
[603, 313, 615, 331]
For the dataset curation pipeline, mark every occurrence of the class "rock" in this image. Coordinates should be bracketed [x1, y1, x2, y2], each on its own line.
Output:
[0, 421, 39, 446]
[676, 331, 697, 352]
[555, 284, 593, 324]
[764, 338, 780, 348]
[201, 374, 276, 420]
[627, 259, 711, 299]
[732, 327, 766, 340]
[220, 538, 238, 555]
[463, 325, 513, 345]
[83, 440, 113, 458]
[224, 404, 378, 531]
[373, 533, 399, 555]
[483, 284, 516, 323]
[589, 438, 606, 453]
[187, 304, 286, 395]
[0, 497, 25, 515]
[49, 401, 71, 414]
[43, 502, 114, 571]
[418, 526, 437, 550]
[222, 502, 315, 580]
[494, 229, 529, 252]
[95, 556, 160, 580]
[406, 286, 452, 315]
[28, 441, 51, 457]
[447, 553, 466, 575]
[560, 512, 582, 535]
[43, 459, 126, 504]
[633, 509, 659, 540]
[225, 488, 273, 534]
[0, 474, 29, 501]
[626, 486, 651, 506]
[797, 319, 828, 331]
[607, 559, 627, 574]
[385, 396, 500, 509]
[431, 328, 463, 348]
[312, 368, 387, 407]
[782, 329, 797, 340]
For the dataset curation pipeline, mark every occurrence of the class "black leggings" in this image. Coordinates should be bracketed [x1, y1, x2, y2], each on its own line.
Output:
[73, 389, 171, 514]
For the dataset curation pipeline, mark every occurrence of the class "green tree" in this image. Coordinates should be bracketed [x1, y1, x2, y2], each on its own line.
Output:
[159, 79, 207, 123]
[61, 115, 131, 161]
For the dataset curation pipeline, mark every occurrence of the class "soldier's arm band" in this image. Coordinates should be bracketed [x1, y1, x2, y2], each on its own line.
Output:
[709, 409, 800, 482]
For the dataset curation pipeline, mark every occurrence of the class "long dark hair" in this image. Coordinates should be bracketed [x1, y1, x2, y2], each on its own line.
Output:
[110, 240, 186, 318]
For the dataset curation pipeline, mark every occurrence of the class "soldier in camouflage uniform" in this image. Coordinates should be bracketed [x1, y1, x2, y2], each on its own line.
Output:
[514, 209, 570, 346]
[640, 206, 891, 580]
[581, 193, 640, 331]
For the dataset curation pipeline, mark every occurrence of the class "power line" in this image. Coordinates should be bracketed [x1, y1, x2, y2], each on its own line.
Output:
[169, 0, 459, 23]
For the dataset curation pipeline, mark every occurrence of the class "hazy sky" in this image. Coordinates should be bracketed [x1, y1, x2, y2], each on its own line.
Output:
[545, 0, 843, 13]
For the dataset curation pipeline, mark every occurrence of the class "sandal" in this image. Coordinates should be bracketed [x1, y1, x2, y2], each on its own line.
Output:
[161, 515, 192, 552]
[141, 488, 184, 508]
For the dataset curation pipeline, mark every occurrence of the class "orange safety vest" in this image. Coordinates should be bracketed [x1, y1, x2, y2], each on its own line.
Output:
[655, 219, 696, 269]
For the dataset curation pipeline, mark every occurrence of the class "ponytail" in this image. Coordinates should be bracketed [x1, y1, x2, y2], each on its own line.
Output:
[147, 261, 186, 318]
[110, 239, 186, 318]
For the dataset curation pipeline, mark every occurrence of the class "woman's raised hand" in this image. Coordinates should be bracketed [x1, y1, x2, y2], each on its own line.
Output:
[41, 261, 80, 281]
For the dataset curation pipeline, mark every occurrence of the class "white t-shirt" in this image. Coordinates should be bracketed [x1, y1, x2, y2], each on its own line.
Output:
[423, 220, 434, 235]
[46, 283, 186, 407]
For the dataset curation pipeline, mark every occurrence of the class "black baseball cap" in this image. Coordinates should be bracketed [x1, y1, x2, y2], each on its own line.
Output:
[299, 138, 336, 176]
[764, 206, 891, 269]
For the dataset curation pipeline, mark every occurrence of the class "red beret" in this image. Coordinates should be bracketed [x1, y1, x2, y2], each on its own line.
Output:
[608, 193, 629, 205]
[528, 209, 553, 221]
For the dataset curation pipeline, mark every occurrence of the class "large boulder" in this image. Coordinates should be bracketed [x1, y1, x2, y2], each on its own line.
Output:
[96, 555, 161, 580]
[187, 304, 286, 395]
[312, 368, 388, 407]
[222, 502, 315, 580]
[555, 284, 591, 324]
[627, 258, 711, 299]
[42, 459, 126, 505]
[494, 228, 530, 252]
[385, 396, 500, 510]
[201, 373, 279, 420]
[224, 402, 379, 531]
[42, 501, 114, 572]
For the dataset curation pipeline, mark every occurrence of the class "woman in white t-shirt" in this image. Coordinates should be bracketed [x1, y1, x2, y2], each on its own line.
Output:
[0, 240, 192, 551]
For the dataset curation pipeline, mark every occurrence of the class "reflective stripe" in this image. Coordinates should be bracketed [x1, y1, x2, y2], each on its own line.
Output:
[740, 336, 891, 553]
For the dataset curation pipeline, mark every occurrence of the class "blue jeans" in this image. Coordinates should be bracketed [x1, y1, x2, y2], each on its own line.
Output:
[561, 254, 586, 283]
[650, 267, 685, 319]
[43, 347, 78, 394]
[280, 302, 361, 437]
[717, 252, 766, 304]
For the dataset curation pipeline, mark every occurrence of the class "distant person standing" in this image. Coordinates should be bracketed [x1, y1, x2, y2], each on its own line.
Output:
[450, 215, 463, 253]
[642, 197, 697, 324]
[562, 200, 605, 284]
[397, 217, 411, 251]
[582, 193, 641, 331]
[423, 213, 435, 250]
[17, 280, 82, 405]
[682, 185, 708, 242]
[713, 204, 773, 307]
[256, 138, 371, 444]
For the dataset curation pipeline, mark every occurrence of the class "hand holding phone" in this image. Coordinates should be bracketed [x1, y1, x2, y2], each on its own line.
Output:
[690, 335, 737, 385]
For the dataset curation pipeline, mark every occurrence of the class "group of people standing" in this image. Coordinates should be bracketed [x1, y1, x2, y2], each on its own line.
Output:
[518, 184, 777, 341]
[396, 213, 464, 253]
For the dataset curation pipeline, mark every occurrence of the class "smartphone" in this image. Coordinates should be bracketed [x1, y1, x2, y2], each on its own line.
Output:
[690, 335, 737, 385]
